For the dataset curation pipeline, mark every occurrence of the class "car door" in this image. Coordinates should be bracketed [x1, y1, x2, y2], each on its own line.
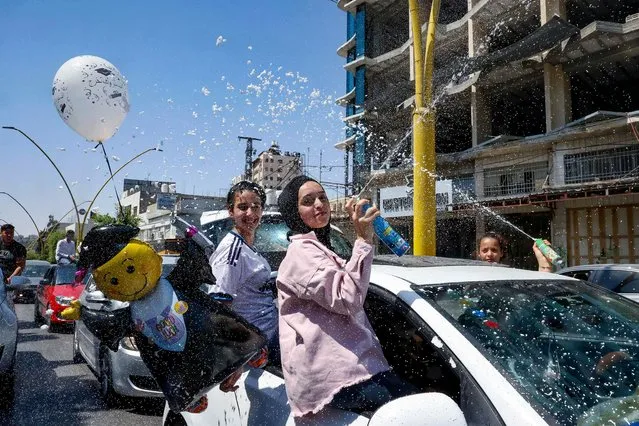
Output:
[36, 266, 55, 313]
[364, 285, 505, 426]
[75, 274, 102, 369]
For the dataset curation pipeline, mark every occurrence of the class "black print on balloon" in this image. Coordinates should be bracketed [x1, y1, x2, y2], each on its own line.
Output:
[95, 68, 112, 76]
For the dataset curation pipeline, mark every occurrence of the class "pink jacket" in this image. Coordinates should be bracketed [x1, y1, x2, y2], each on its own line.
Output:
[277, 232, 390, 417]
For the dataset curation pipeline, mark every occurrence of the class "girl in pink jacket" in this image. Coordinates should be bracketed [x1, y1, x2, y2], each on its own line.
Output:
[276, 176, 415, 418]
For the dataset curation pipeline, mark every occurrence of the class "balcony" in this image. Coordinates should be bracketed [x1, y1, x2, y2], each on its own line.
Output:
[337, 35, 356, 58]
[484, 162, 548, 198]
[564, 145, 639, 184]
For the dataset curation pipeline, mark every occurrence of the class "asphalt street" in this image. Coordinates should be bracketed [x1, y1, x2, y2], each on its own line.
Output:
[0, 303, 164, 426]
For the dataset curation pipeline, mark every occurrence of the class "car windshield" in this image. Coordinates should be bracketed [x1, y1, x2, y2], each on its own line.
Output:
[416, 279, 639, 425]
[54, 264, 78, 285]
[23, 264, 50, 278]
[201, 215, 353, 270]
[161, 260, 178, 277]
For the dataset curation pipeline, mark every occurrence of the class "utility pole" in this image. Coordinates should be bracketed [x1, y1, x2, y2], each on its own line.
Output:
[319, 150, 323, 182]
[409, 0, 439, 256]
[238, 136, 262, 181]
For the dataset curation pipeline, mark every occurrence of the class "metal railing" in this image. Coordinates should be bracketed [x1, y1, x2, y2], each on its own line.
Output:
[564, 145, 639, 184]
[484, 161, 548, 197]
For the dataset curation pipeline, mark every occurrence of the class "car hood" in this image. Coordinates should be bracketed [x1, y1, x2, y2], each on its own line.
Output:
[51, 284, 85, 299]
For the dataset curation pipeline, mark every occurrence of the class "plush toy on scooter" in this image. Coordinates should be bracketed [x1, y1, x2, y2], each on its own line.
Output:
[61, 225, 267, 412]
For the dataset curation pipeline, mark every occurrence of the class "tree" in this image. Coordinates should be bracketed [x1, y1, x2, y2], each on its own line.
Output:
[90, 205, 141, 228]
[90, 212, 117, 227]
[43, 230, 65, 263]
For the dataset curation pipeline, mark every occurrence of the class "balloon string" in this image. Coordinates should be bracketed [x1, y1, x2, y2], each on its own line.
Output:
[96, 141, 123, 214]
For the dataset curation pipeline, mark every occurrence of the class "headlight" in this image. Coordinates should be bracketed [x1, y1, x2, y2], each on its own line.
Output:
[120, 336, 139, 351]
[55, 296, 75, 306]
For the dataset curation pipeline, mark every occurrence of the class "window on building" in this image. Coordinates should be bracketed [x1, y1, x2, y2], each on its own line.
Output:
[451, 175, 475, 204]
[484, 162, 548, 197]
[278, 159, 283, 164]
[133, 206, 138, 216]
[564, 145, 639, 184]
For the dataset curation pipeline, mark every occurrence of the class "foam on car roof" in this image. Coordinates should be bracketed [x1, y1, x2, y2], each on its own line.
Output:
[373, 255, 504, 268]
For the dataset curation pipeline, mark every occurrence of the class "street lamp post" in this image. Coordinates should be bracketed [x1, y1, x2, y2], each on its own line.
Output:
[0, 191, 42, 253]
[409, 0, 440, 256]
[79, 147, 162, 239]
[3, 126, 160, 245]
[3, 126, 82, 233]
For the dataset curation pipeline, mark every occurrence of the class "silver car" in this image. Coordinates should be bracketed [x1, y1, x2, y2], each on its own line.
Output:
[557, 264, 639, 303]
[0, 276, 24, 405]
[72, 254, 179, 406]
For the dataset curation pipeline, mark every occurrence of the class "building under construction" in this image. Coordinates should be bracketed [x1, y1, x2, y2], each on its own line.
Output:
[335, 0, 639, 268]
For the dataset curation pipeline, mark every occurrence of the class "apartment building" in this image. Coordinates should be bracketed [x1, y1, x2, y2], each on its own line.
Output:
[121, 179, 225, 251]
[336, 0, 639, 268]
[251, 142, 303, 191]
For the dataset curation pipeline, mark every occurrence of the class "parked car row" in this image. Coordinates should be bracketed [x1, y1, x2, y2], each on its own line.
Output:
[21, 213, 638, 424]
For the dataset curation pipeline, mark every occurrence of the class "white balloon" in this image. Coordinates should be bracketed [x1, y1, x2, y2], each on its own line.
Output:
[52, 55, 129, 142]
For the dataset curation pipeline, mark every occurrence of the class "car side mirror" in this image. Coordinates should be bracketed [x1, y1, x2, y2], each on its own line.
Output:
[368, 393, 467, 426]
[40, 279, 49, 285]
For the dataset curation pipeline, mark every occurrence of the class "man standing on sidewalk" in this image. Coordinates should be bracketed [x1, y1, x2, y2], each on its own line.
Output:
[0, 224, 26, 284]
[56, 230, 76, 264]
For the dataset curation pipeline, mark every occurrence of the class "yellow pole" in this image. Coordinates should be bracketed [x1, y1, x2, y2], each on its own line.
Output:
[409, 0, 439, 256]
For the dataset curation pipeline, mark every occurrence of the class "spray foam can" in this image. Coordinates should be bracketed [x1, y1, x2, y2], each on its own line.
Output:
[363, 203, 410, 257]
[534, 239, 565, 268]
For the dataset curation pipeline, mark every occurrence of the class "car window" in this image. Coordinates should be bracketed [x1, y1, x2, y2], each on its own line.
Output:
[416, 279, 639, 425]
[42, 266, 55, 284]
[201, 218, 234, 246]
[364, 287, 503, 426]
[596, 269, 635, 291]
[23, 264, 50, 278]
[619, 273, 639, 294]
[54, 264, 77, 285]
[161, 261, 178, 277]
[560, 270, 592, 282]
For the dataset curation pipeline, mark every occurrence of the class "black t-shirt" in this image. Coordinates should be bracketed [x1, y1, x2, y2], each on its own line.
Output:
[0, 240, 26, 282]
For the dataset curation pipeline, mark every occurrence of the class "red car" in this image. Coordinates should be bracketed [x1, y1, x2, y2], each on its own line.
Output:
[34, 264, 85, 332]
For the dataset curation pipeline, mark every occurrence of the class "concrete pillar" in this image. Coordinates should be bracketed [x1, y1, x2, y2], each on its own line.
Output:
[468, 0, 492, 146]
[541, 0, 572, 131]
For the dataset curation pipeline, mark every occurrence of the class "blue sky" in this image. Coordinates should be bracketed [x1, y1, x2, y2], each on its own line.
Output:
[1, 0, 347, 237]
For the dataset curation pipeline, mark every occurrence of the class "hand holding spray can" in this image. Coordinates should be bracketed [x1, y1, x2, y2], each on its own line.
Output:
[362, 203, 410, 257]
[534, 239, 565, 269]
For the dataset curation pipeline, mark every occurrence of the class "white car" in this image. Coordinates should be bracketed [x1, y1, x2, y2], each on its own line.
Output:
[198, 210, 353, 271]
[163, 257, 639, 425]
[73, 254, 179, 406]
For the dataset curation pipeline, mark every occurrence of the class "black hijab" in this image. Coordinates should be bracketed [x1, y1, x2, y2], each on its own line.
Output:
[277, 175, 333, 251]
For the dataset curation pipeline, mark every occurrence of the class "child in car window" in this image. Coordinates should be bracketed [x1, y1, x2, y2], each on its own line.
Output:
[477, 232, 553, 272]
[276, 175, 415, 418]
[209, 181, 279, 365]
